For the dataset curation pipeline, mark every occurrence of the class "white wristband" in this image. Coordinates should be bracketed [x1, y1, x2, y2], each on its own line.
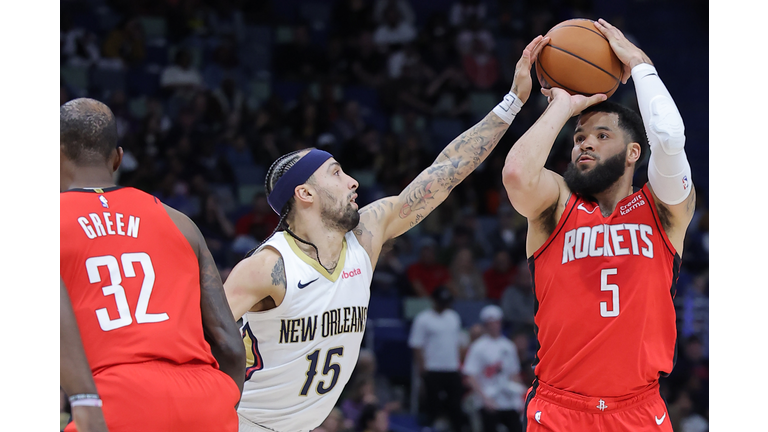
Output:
[492, 92, 524, 124]
[69, 393, 103, 407]
[70, 398, 103, 407]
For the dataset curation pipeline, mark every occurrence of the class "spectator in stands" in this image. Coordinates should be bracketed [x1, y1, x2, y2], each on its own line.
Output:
[666, 336, 709, 419]
[331, 0, 375, 43]
[351, 30, 388, 87]
[315, 407, 346, 432]
[408, 286, 467, 432]
[461, 35, 500, 90]
[203, 39, 244, 90]
[274, 24, 324, 81]
[677, 270, 709, 355]
[425, 67, 471, 119]
[462, 305, 524, 432]
[500, 262, 535, 333]
[439, 224, 487, 266]
[213, 77, 245, 128]
[488, 204, 527, 262]
[342, 376, 379, 428]
[483, 249, 518, 302]
[195, 192, 236, 266]
[235, 192, 280, 240]
[102, 18, 147, 68]
[160, 49, 203, 97]
[61, 13, 101, 67]
[449, 0, 486, 28]
[373, 4, 417, 50]
[455, 16, 494, 57]
[357, 404, 391, 432]
[371, 246, 409, 297]
[373, 0, 415, 25]
[667, 390, 708, 432]
[407, 238, 451, 298]
[450, 247, 486, 300]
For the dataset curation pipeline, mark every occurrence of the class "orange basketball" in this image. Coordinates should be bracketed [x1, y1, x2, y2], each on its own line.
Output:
[535, 19, 623, 97]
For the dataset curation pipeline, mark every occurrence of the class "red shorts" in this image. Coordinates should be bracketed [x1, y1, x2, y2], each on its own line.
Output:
[65, 360, 240, 432]
[523, 381, 672, 432]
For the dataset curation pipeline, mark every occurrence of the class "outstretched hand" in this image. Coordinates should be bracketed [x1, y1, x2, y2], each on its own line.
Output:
[594, 18, 652, 84]
[511, 35, 549, 104]
[541, 87, 607, 117]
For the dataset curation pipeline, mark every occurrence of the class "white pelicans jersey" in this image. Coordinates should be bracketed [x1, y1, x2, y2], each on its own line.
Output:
[237, 231, 372, 432]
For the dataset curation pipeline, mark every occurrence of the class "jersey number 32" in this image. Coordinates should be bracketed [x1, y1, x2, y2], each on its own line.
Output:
[85, 253, 169, 331]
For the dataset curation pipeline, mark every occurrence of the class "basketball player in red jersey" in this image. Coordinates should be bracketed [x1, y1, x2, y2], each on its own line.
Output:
[502, 19, 695, 431]
[60, 98, 245, 432]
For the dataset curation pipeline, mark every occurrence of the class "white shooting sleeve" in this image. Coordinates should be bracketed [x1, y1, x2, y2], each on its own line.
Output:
[632, 63, 693, 205]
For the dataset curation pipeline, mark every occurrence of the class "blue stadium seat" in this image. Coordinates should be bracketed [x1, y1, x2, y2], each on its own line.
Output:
[369, 320, 411, 379]
[389, 413, 420, 432]
[368, 296, 401, 320]
[452, 299, 491, 327]
[145, 44, 169, 67]
[126, 67, 160, 97]
[344, 86, 379, 110]
[430, 117, 465, 153]
[61, 65, 90, 94]
[90, 68, 126, 94]
[272, 81, 306, 104]
[139, 16, 167, 41]
[234, 165, 266, 187]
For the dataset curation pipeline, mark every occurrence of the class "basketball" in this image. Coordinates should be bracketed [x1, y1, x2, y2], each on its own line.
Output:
[535, 18, 623, 97]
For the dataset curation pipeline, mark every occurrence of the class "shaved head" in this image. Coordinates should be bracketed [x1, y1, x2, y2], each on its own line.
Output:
[60, 98, 118, 166]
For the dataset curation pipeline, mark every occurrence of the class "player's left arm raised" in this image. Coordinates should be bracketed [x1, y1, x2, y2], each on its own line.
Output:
[596, 18, 696, 253]
[354, 35, 548, 263]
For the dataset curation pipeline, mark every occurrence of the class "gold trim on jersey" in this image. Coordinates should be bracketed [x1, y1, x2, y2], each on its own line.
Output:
[283, 232, 347, 282]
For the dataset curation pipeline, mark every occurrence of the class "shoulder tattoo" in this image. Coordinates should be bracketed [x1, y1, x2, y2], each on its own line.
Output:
[271, 256, 285, 287]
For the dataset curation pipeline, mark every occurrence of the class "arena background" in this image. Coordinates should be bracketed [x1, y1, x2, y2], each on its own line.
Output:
[59, 0, 709, 430]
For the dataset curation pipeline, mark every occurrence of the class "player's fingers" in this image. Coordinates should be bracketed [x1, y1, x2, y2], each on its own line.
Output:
[530, 36, 549, 63]
[587, 93, 608, 106]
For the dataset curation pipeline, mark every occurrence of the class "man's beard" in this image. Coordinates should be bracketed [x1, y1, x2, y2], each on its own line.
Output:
[563, 151, 627, 199]
[319, 188, 360, 232]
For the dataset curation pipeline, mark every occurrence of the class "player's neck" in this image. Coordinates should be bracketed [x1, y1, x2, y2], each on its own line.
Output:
[289, 220, 346, 269]
[64, 167, 117, 191]
[592, 176, 634, 218]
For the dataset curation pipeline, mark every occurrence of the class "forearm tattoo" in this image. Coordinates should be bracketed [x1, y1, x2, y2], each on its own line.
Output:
[398, 113, 509, 219]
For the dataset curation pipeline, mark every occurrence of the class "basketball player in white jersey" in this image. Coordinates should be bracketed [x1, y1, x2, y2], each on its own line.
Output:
[223, 35, 550, 432]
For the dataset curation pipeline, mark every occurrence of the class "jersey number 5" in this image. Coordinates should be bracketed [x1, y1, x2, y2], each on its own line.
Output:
[600, 268, 619, 317]
[300, 347, 344, 396]
[85, 253, 169, 331]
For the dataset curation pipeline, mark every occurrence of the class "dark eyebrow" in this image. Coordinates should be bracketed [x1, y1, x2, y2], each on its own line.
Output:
[327, 161, 340, 172]
[575, 125, 613, 134]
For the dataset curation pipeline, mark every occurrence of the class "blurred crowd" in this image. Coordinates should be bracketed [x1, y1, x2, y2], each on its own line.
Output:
[61, 0, 709, 431]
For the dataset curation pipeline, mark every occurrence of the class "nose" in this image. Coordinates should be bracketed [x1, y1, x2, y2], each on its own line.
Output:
[578, 136, 596, 152]
[348, 175, 359, 190]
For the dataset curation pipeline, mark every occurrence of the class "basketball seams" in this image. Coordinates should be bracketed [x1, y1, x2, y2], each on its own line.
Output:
[549, 23, 608, 41]
[546, 44, 621, 81]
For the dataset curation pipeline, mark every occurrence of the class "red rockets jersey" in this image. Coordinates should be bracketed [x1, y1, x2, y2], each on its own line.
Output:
[528, 184, 679, 397]
[60, 187, 217, 375]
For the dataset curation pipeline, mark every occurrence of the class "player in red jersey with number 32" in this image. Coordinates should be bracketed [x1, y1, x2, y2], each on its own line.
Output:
[60, 98, 245, 432]
[502, 19, 695, 431]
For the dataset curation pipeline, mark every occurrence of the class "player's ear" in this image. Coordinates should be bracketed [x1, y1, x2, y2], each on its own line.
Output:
[295, 184, 315, 205]
[112, 147, 124, 172]
[626, 142, 641, 165]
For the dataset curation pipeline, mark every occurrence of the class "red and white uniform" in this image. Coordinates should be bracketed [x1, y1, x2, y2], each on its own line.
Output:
[524, 184, 679, 431]
[60, 187, 239, 432]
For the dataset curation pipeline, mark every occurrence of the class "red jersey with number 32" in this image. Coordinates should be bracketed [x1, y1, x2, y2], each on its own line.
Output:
[529, 184, 679, 397]
[60, 187, 217, 375]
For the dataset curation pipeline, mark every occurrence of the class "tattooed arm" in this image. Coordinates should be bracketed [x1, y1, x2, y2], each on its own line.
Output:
[355, 36, 549, 264]
[164, 204, 245, 401]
